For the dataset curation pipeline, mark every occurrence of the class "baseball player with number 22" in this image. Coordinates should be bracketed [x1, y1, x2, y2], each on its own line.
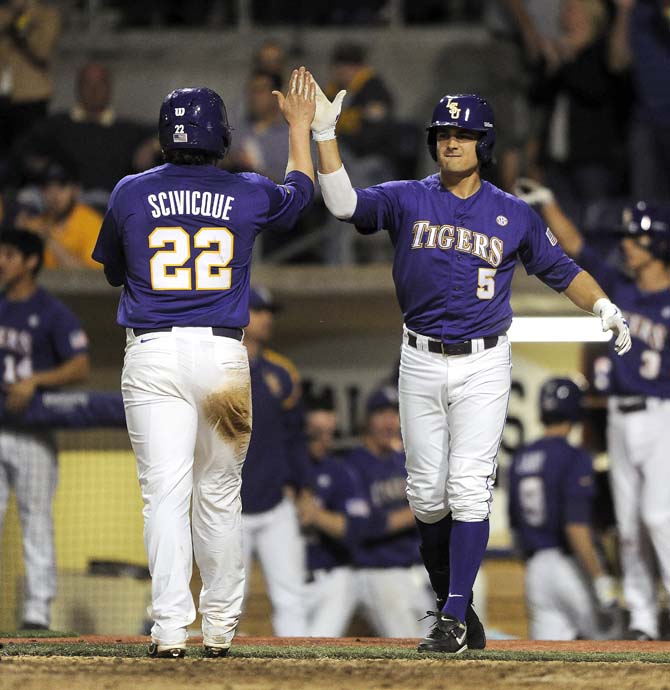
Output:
[310, 81, 632, 652]
[93, 68, 316, 658]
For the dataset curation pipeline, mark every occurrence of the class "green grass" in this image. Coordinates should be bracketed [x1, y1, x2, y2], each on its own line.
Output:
[2, 642, 670, 664]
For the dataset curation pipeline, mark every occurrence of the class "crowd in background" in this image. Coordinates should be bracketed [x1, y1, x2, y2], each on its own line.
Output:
[0, 0, 667, 265]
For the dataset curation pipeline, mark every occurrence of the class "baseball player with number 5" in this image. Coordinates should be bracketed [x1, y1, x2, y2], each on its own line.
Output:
[93, 68, 316, 657]
[309, 82, 631, 652]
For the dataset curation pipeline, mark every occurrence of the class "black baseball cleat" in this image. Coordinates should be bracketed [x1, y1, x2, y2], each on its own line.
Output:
[436, 597, 486, 650]
[624, 628, 656, 641]
[147, 642, 186, 658]
[203, 645, 230, 658]
[418, 612, 468, 654]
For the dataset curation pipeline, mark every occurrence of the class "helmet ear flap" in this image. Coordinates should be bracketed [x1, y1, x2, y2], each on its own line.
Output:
[426, 130, 437, 162]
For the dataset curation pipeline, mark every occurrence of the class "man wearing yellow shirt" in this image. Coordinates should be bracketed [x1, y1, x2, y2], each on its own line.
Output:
[16, 159, 102, 269]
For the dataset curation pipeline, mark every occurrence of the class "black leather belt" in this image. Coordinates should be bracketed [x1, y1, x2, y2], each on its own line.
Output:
[617, 397, 647, 414]
[406, 333, 499, 356]
[132, 326, 243, 341]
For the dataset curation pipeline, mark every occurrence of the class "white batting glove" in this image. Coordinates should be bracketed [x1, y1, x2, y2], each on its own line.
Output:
[593, 574, 618, 609]
[513, 177, 555, 207]
[311, 81, 346, 142]
[594, 298, 632, 356]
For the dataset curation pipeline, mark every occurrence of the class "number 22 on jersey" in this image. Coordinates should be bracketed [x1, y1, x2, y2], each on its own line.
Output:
[149, 226, 234, 291]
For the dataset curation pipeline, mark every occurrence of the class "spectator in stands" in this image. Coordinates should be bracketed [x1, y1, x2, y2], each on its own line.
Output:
[343, 387, 433, 637]
[240, 287, 312, 635]
[608, 0, 670, 201]
[231, 70, 288, 184]
[0, 0, 60, 158]
[0, 228, 90, 630]
[14, 62, 156, 204]
[15, 158, 103, 269]
[252, 39, 288, 82]
[528, 0, 632, 219]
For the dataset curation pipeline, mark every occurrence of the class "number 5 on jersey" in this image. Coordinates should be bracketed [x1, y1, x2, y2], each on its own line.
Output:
[149, 226, 233, 291]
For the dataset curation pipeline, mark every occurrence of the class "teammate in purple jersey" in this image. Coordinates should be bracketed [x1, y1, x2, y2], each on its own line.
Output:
[515, 179, 670, 641]
[342, 387, 434, 638]
[92, 69, 316, 658]
[509, 377, 619, 640]
[0, 228, 90, 630]
[310, 82, 631, 652]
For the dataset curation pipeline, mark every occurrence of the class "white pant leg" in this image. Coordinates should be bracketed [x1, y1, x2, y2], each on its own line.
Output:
[399, 343, 450, 523]
[446, 340, 511, 521]
[634, 401, 670, 616]
[122, 331, 199, 646]
[191, 337, 251, 642]
[306, 567, 358, 637]
[358, 567, 430, 638]
[526, 549, 597, 640]
[1, 431, 58, 627]
[254, 498, 308, 636]
[608, 402, 659, 638]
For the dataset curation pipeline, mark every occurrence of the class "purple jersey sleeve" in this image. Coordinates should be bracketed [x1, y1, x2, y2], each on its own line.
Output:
[251, 170, 314, 232]
[518, 206, 582, 292]
[48, 300, 88, 361]
[576, 244, 619, 295]
[563, 448, 595, 525]
[349, 181, 406, 235]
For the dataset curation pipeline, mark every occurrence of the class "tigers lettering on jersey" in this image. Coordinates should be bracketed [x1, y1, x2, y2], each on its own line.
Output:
[370, 475, 407, 507]
[624, 311, 667, 351]
[410, 220, 504, 268]
[0, 326, 32, 356]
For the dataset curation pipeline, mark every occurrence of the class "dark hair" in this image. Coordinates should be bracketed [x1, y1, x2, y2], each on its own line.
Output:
[250, 69, 283, 93]
[0, 228, 45, 275]
[331, 42, 366, 66]
[163, 149, 219, 166]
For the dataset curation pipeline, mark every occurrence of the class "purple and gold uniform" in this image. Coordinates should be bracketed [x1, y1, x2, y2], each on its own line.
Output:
[508, 436, 600, 639]
[92, 166, 313, 328]
[0, 287, 88, 629]
[351, 178, 580, 341]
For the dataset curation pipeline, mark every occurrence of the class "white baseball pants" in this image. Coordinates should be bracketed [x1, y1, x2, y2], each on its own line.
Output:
[122, 327, 251, 646]
[399, 332, 511, 524]
[0, 430, 57, 627]
[607, 397, 670, 638]
[242, 497, 308, 636]
[305, 566, 358, 637]
[525, 548, 599, 640]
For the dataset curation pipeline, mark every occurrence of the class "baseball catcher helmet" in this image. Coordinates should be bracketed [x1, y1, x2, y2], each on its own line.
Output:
[621, 201, 670, 262]
[159, 87, 232, 158]
[426, 94, 495, 165]
[539, 377, 584, 426]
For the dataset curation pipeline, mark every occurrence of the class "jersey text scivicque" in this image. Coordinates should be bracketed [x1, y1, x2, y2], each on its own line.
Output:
[92, 164, 313, 328]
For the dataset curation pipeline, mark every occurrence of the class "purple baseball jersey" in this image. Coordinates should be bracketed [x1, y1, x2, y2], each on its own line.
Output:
[305, 454, 371, 571]
[344, 446, 422, 568]
[579, 245, 670, 398]
[0, 288, 88, 385]
[508, 437, 594, 558]
[350, 177, 581, 341]
[92, 164, 313, 328]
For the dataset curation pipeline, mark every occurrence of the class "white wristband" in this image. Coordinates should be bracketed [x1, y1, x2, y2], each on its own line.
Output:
[593, 297, 612, 317]
[317, 165, 357, 219]
[312, 127, 336, 142]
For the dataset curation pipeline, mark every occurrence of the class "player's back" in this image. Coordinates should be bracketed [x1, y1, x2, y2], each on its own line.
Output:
[95, 163, 312, 329]
[508, 437, 590, 557]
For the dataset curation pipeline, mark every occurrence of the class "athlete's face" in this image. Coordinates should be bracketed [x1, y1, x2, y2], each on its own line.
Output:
[0, 245, 34, 289]
[366, 407, 401, 453]
[245, 308, 274, 345]
[306, 409, 338, 461]
[435, 127, 480, 176]
[621, 237, 656, 273]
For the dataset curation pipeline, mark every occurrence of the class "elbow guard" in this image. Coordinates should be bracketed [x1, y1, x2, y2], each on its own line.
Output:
[317, 165, 357, 219]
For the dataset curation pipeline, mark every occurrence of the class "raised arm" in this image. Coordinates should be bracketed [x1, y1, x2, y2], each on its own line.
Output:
[273, 66, 317, 184]
[514, 178, 584, 257]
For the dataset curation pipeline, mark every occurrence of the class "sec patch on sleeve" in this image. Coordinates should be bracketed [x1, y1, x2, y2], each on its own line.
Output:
[546, 228, 558, 246]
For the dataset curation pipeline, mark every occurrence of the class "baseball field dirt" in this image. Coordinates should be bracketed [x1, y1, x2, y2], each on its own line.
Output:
[2, 637, 670, 690]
